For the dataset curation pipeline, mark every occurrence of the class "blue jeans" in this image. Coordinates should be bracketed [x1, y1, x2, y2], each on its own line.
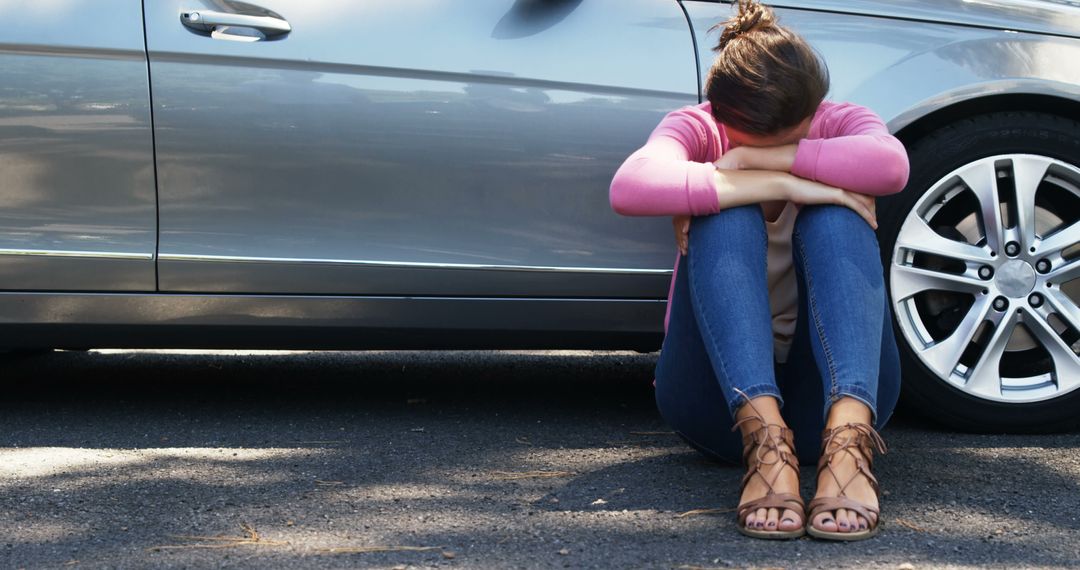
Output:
[654, 204, 901, 466]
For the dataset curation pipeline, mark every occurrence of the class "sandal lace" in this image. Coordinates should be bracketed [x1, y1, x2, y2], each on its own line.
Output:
[818, 422, 887, 498]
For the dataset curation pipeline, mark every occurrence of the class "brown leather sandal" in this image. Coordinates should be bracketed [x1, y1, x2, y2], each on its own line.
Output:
[732, 407, 806, 540]
[806, 422, 888, 541]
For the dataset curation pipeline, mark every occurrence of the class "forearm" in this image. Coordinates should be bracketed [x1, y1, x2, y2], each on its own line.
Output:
[789, 104, 910, 195]
[610, 157, 720, 216]
[733, 139, 907, 196]
[726, 145, 798, 173]
[792, 136, 908, 195]
[713, 168, 791, 209]
[720, 167, 879, 228]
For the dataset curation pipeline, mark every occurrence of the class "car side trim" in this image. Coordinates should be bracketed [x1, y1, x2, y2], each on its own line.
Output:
[157, 253, 672, 275]
[0, 248, 154, 260]
[0, 43, 145, 62]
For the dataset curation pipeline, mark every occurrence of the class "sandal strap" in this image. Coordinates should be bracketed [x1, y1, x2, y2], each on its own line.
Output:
[815, 452, 880, 496]
[735, 419, 796, 460]
[733, 417, 799, 495]
[820, 423, 887, 463]
[817, 422, 886, 498]
[808, 496, 880, 528]
[738, 493, 806, 525]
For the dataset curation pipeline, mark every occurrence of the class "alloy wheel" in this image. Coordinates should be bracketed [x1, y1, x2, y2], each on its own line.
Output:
[891, 154, 1080, 404]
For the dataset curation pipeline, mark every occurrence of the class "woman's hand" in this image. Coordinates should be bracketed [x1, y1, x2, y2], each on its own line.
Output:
[784, 176, 877, 229]
[713, 147, 747, 171]
[673, 215, 690, 255]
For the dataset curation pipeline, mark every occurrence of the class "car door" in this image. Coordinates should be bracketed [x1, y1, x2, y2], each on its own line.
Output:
[144, 0, 698, 298]
[0, 0, 156, 291]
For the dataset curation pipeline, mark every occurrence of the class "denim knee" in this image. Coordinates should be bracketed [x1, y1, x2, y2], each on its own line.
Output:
[688, 205, 766, 250]
[795, 204, 876, 239]
[794, 204, 885, 279]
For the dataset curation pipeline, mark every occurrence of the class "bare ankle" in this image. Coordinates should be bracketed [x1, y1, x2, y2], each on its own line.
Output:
[734, 395, 786, 435]
[825, 396, 872, 428]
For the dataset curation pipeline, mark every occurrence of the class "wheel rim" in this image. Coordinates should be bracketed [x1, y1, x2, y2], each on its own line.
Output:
[891, 154, 1080, 404]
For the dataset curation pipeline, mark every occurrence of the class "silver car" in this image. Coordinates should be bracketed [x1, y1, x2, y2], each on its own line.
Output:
[1, 0, 1077, 432]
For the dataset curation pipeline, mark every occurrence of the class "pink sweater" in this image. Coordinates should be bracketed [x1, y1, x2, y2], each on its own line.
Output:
[609, 101, 909, 355]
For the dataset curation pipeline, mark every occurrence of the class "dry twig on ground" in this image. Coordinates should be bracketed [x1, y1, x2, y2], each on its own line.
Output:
[675, 507, 736, 518]
[490, 470, 575, 480]
[315, 545, 443, 554]
[148, 523, 287, 551]
[894, 518, 928, 532]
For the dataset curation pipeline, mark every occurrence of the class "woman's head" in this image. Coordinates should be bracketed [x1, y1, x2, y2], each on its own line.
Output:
[705, 0, 829, 140]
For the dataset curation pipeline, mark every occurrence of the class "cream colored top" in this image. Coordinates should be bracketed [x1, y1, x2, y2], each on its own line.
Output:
[764, 201, 799, 363]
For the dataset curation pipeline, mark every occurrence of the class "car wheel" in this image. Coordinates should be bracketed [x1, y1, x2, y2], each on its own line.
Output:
[878, 112, 1080, 432]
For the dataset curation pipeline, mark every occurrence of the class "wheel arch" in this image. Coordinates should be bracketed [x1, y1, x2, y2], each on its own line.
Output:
[892, 93, 1080, 148]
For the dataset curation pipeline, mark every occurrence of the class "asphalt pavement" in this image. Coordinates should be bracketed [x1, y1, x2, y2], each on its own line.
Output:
[1, 349, 1078, 569]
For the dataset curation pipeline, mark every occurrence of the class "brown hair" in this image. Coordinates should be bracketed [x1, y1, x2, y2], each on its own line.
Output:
[705, 0, 829, 135]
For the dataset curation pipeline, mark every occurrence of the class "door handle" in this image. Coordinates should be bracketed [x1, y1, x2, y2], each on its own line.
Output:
[181, 9, 291, 40]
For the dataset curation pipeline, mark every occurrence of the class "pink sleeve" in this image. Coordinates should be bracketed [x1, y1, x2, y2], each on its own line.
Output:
[609, 108, 722, 217]
[791, 103, 910, 196]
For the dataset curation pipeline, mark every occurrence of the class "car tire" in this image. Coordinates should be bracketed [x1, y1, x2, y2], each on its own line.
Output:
[877, 112, 1080, 433]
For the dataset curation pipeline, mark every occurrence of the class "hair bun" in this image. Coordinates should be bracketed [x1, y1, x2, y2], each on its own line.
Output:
[713, 0, 778, 52]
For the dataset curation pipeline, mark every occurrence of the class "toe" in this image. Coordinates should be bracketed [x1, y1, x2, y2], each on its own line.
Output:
[813, 511, 838, 533]
[845, 510, 860, 532]
[779, 508, 801, 531]
[857, 515, 868, 531]
[835, 508, 849, 531]
[754, 507, 768, 528]
[765, 507, 780, 530]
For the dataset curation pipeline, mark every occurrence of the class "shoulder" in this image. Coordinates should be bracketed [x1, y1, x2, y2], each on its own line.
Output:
[808, 100, 888, 138]
[655, 102, 717, 136]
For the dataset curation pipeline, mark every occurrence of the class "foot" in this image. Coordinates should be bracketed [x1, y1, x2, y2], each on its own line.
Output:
[809, 424, 884, 535]
[739, 427, 803, 533]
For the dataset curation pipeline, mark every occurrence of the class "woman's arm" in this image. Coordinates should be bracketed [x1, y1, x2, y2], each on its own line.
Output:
[715, 103, 910, 196]
[609, 108, 724, 217]
[791, 103, 909, 195]
[615, 139, 872, 217]
[610, 107, 866, 216]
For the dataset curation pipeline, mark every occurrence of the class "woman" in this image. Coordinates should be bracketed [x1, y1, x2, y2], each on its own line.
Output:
[609, 0, 908, 541]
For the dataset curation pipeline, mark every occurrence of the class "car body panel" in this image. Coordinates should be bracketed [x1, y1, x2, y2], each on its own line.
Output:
[145, 0, 696, 297]
[0, 0, 156, 291]
[0, 292, 664, 351]
[684, 2, 1080, 132]
[715, 0, 1080, 39]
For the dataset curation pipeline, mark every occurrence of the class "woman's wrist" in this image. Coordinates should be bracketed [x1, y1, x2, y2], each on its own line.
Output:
[713, 168, 795, 208]
[774, 171, 798, 202]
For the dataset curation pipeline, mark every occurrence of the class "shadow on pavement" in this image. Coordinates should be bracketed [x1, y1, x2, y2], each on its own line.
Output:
[1, 350, 1077, 569]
